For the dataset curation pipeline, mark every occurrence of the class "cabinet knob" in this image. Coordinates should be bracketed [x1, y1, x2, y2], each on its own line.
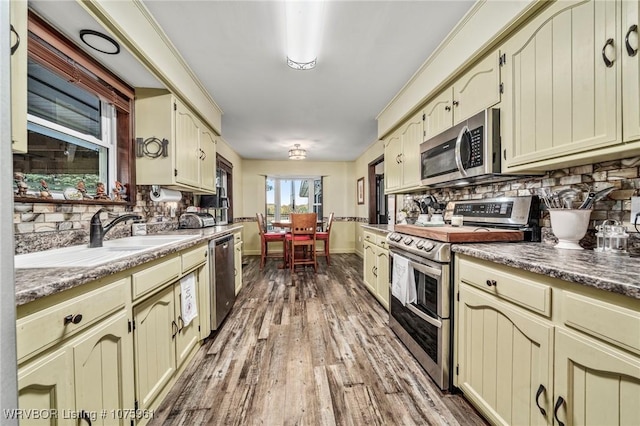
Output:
[63, 314, 83, 325]
[486, 279, 497, 287]
[452, 100, 459, 107]
[445, 106, 451, 112]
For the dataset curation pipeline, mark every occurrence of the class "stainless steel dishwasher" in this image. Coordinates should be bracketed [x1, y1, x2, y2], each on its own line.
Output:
[210, 234, 235, 330]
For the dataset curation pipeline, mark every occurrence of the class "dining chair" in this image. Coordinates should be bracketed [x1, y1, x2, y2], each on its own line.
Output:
[316, 212, 334, 266]
[256, 213, 285, 270]
[287, 213, 317, 274]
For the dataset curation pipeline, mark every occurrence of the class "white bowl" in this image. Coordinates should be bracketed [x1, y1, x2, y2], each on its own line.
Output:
[549, 209, 592, 250]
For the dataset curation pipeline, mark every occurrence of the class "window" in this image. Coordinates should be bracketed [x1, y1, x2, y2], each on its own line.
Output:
[13, 12, 135, 202]
[265, 177, 323, 230]
[13, 59, 116, 195]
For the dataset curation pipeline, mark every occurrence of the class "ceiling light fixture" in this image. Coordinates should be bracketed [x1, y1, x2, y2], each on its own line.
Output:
[285, 0, 324, 70]
[79, 29, 120, 55]
[288, 144, 307, 160]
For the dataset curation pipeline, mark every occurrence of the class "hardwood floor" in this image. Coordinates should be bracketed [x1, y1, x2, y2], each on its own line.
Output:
[150, 254, 486, 426]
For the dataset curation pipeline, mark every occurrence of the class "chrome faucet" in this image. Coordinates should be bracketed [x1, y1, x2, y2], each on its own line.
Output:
[89, 208, 142, 248]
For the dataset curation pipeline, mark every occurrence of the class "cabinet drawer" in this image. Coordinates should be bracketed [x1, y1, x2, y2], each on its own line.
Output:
[458, 257, 552, 317]
[132, 256, 180, 299]
[182, 244, 207, 273]
[375, 234, 389, 249]
[17, 277, 128, 362]
[363, 231, 375, 244]
[563, 291, 640, 355]
[233, 231, 241, 243]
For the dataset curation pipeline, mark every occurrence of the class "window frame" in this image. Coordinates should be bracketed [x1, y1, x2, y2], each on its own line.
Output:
[265, 176, 323, 228]
[20, 11, 136, 204]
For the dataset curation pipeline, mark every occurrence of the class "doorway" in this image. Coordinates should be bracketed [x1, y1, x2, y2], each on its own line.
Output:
[367, 155, 388, 224]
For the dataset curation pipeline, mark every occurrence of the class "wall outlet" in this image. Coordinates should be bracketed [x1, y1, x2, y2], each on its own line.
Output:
[631, 196, 640, 226]
[170, 206, 177, 218]
[132, 223, 147, 236]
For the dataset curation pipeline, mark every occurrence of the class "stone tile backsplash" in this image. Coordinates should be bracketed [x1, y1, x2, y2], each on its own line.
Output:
[401, 156, 640, 250]
[13, 186, 194, 254]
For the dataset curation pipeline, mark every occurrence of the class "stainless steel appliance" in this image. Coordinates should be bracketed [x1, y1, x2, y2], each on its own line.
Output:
[421, 109, 531, 188]
[178, 212, 216, 228]
[387, 196, 540, 391]
[210, 234, 235, 330]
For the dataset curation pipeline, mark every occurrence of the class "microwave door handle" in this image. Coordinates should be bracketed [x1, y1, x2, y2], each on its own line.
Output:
[454, 125, 469, 176]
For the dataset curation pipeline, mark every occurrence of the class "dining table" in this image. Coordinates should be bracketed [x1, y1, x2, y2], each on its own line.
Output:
[270, 219, 325, 269]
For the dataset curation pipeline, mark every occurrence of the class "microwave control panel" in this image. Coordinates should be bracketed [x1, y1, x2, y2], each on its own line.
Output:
[467, 126, 483, 167]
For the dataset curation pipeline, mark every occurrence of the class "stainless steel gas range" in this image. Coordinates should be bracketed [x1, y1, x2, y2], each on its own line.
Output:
[386, 196, 540, 391]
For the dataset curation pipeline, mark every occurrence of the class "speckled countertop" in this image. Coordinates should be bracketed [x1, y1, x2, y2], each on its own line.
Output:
[14, 225, 242, 306]
[360, 223, 639, 300]
[453, 243, 640, 300]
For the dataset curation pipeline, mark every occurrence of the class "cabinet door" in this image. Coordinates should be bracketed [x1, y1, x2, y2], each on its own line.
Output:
[623, 0, 640, 141]
[72, 311, 135, 426]
[376, 247, 389, 311]
[234, 241, 243, 295]
[502, 0, 620, 168]
[174, 99, 201, 188]
[383, 131, 402, 192]
[424, 89, 453, 140]
[10, 0, 28, 153]
[363, 241, 377, 294]
[199, 126, 217, 192]
[457, 284, 553, 426]
[133, 286, 176, 411]
[453, 52, 501, 125]
[399, 111, 423, 190]
[174, 276, 200, 369]
[18, 349, 75, 425]
[554, 328, 640, 426]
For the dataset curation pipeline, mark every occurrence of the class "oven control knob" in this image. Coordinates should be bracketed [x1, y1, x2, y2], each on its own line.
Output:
[422, 242, 435, 252]
[403, 237, 413, 245]
[415, 240, 424, 249]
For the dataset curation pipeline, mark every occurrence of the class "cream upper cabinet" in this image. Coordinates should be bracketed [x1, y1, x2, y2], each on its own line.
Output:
[501, 0, 622, 170]
[424, 52, 501, 140]
[554, 328, 640, 426]
[384, 110, 423, 194]
[135, 89, 217, 194]
[623, 0, 640, 141]
[10, 0, 28, 153]
[457, 284, 553, 426]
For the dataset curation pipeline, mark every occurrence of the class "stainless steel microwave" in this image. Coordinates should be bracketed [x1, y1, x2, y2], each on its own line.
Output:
[420, 108, 501, 187]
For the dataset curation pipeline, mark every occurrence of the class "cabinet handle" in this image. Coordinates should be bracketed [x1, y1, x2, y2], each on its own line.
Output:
[171, 320, 179, 339]
[201, 149, 207, 160]
[535, 384, 547, 417]
[444, 106, 451, 112]
[602, 38, 615, 68]
[234, 268, 237, 277]
[177, 316, 184, 332]
[452, 100, 459, 107]
[10, 25, 20, 55]
[398, 153, 403, 163]
[373, 266, 377, 277]
[485, 279, 497, 287]
[79, 410, 92, 425]
[625, 24, 638, 57]
[63, 314, 83, 325]
[553, 396, 565, 426]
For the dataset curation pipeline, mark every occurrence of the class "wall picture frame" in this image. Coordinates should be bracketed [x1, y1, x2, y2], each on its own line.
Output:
[357, 177, 365, 205]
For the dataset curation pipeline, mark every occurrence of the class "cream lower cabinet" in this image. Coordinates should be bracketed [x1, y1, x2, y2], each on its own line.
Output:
[362, 231, 390, 310]
[457, 284, 553, 426]
[554, 328, 640, 426]
[384, 110, 423, 194]
[455, 254, 640, 426]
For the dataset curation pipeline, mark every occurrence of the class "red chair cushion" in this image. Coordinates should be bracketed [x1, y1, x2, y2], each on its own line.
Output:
[286, 234, 313, 241]
[316, 232, 328, 240]
[264, 233, 285, 241]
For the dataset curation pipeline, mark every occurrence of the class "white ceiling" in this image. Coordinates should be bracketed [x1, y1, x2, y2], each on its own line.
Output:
[30, 0, 475, 162]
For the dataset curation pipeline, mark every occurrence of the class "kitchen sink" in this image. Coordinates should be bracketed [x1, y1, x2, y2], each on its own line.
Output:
[14, 234, 198, 269]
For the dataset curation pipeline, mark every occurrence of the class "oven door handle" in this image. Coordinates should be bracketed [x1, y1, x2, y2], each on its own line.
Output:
[405, 303, 442, 329]
[390, 251, 442, 280]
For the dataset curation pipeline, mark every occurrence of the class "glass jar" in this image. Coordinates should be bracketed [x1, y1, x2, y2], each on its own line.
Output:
[609, 225, 629, 254]
[595, 220, 616, 252]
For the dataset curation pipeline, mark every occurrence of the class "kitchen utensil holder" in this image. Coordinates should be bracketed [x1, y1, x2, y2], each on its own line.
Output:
[549, 209, 592, 250]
